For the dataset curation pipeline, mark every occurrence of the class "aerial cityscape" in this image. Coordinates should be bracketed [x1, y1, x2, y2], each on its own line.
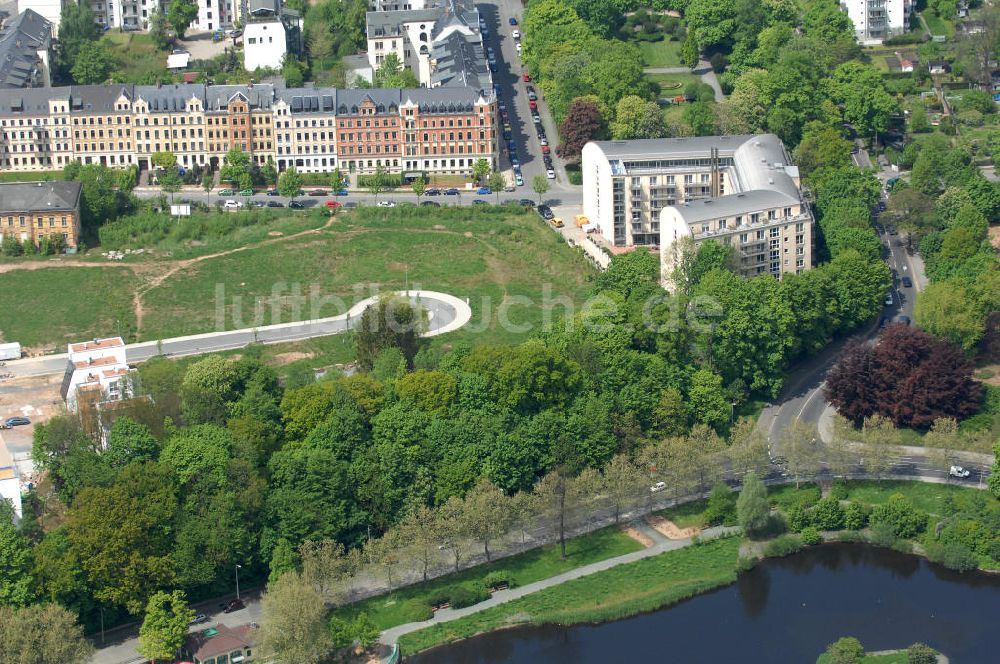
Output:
[0, 0, 999, 662]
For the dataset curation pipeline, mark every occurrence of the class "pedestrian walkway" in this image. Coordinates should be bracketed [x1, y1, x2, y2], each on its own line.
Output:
[380, 525, 739, 645]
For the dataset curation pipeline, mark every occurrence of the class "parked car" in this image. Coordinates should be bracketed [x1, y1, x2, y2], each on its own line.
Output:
[325, 200, 342, 209]
[218, 188, 236, 196]
[222, 599, 245, 613]
[532, 114, 541, 124]
[308, 189, 326, 196]
[901, 276, 913, 288]
[650, 481, 667, 493]
[252, 200, 266, 208]
[377, 200, 396, 207]
[239, 188, 253, 196]
[477, 186, 492, 195]
[504, 185, 516, 192]
[884, 292, 893, 306]
[334, 189, 349, 196]
[265, 189, 279, 196]
[527, 90, 537, 102]
[266, 201, 284, 208]
[512, 29, 520, 39]
[522, 72, 531, 82]
[546, 168, 556, 179]
[444, 188, 460, 196]
[223, 200, 242, 209]
[515, 174, 524, 186]
[344, 202, 359, 209]
[519, 198, 535, 207]
[288, 200, 305, 209]
[893, 314, 911, 325]
[551, 217, 564, 228]
[4, 416, 30, 427]
[541, 145, 550, 154]
[473, 199, 488, 205]
[509, 17, 517, 25]
[528, 100, 537, 110]
[189, 614, 208, 626]
[949, 465, 971, 479]
[537, 205, 553, 220]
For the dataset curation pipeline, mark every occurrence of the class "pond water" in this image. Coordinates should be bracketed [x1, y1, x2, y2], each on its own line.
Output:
[410, 543, 1000, 663]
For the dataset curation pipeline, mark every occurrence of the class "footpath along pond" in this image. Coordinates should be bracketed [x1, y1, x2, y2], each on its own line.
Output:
[410, 543, 1000, 663]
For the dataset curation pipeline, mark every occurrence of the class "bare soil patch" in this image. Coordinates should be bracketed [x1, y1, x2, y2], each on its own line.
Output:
[271, 351, 316, 366]
[644, 514, 701, 539]
[619, 525, 655, 548]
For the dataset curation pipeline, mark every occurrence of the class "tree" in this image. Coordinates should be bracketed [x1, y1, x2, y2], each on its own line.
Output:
[736, 471, 770, 537]
[794, 123, 853, 176]
[487, 171, 506, 203]
[910, 105, 930, 133]
[366, 164, 388, 200]
[152, 152, 177, 170]
[681, 33, 699, 69]
[374, 52, 419, 87]
[262, 158, 278, 187]
[398, 505, 443, 582]
[362, 529, 403, 591]
[411, 175, 426, 199]
[220, 147, 253, 191]
[57, 3, 100, 80]
[354, 295, 425, 370]
[612, 96, 665, 140]
[782, 418, 822, 487]
[0, 603, 93, 664]
[278, 166, 303, 200]
[158, 167, 182, 203]
[825, 636, 865, 664]
[907, 643, 938, 664]
[683, 101, 716, 137]
[532, 175, 549, 203]
[597, 249, 659, 299]
[602, 454, 644, 523]
[258, 571, 332, 664]
[0, 514, 33, 606]
[727, 417, 769, 478]
[558, 96, 605, 161]
[299, 539, 348, 604]
[201, 170, 214, 204]
[472, 158, 491, 184]
[330, 167, 345, 192]
[870, 493, 926, 539]
[861, 414, 898, 480]
[687, 368, 731, 430]
[828, 61, 897, 137]
[915, 281, 985, 351]
[167, 0, 198, 38]
[461, 478, 512, 562]
[137, 590, 195, 663]
[533, 469, 591, 559]
[149, 9, 170, 50]
[104, 416, 159, 469]
[71, 42, 114, 84]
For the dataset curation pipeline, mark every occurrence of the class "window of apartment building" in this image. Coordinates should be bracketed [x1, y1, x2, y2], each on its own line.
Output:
[770, 227, 779, 238]
[784, 207, 792, 217]
[719, 219, 727, 230]
[796, 234, 804, 244]
[701, 223, 710, 233]
[684, 174, 692, 184]
[796, 222, 804, 232]
[796, 246, 804, 255]
[739, 233, 748, 243]
[768, 210, 775, 220]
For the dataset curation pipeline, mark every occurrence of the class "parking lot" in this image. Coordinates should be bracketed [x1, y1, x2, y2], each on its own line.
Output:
[0, 373, 64, 481]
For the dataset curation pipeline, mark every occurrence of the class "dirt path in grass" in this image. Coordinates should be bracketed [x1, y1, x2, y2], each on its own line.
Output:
[644, 515, 701, 540]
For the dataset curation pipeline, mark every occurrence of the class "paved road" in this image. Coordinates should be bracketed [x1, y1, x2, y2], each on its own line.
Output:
[4, 291, 472, 379]
[380, 525, 740, 646]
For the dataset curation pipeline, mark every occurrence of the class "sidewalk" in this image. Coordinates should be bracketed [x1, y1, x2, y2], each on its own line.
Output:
[380, 526, 739, 645]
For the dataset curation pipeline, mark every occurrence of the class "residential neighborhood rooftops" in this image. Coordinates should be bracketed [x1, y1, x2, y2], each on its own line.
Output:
[0, 8, 51, 88]
[0, 181, 81, 215]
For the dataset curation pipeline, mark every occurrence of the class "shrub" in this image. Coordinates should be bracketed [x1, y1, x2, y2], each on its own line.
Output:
[938, 542, 978, 572]
[704, 482, 736, 526]
[844, 502, 868, 530]
[869, 522, 899, 549]
[830, 481, 849, 501]
[426, 590, 451, 608]
[833, 530, 865, 543]
[800, 526, 823, 545]
[812, 498, 846, 530]
[447, 584, 490, 609]
[825, 636, 865, 664]
[906, 642, 938, 664]
[869, 494, 927, 539]
[986, 538, 1000, 562]
[481, 570, 514, 591]
[763, 535, 803, 558]
[786, 504, 810, 532]
[736, 555, 757, 573]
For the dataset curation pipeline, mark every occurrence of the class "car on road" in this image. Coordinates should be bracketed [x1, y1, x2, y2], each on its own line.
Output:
[223, 200, 242, 209]
[477, 186, 491, 195]
[650, 481, 667, 493]
[190, 613, 208, 626]
[509, 17, 517, 25]
[266, 201, 284, 208]
[551, 217, 564, 228]
[515, 173, 524, 186]
[239, 188, 254, 197]
[222, 599, 245, 613]
[420, 200, 441, 207]
[884, 292, 893, 306]
[334, 189, 349, 196]
[529, 99, 537, 110]
[527, 90, 537, 102]
[425, 188, 441, 196]
[265, 189, 279, 196]
[949, 465, 971, 479]
[4, 416, 30, 427]
[325, 200, 342, 209]
[546, 168, 556, 179]
[289, 200, 305, 209]
[512, 29, 520, 39]
[488, 61, 497, 72]
[377, 200, 396, 208]
[522, 72, 531, 82]
[537, 205, 554, 220]
[218, 188, 236, 196]
[473, 199, 488, 205]
[532, 114, 541, 124]
[541, 145, 550, 154]
[444, 188, 460, 196]
[252, 200, 266, 208]
[516, 43, 522, 56]
[901, 276, 913, 288]
[519, 198, 535, 207]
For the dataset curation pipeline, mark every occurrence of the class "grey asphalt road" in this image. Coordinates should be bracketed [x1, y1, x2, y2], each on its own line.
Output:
[4, 294, 459, 379]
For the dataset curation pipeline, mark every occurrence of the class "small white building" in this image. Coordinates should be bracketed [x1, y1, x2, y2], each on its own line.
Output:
[0, 440, 21, 523]
[840, 0, 914, 45]
[243, 0, 303, 73]
[60, 337, 136, 413]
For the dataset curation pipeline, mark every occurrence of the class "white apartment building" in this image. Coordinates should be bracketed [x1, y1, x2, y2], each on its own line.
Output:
[581, 134, 814, 289]
[841, 0, 914, 45]
[60, 337, 136, 413]
[243, 0, 302, 72]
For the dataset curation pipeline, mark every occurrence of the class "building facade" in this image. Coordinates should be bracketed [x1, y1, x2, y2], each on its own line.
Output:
[0, 82, 496, 176]
[59, 337, 136, 413]
[0, 180, 82, 249]
[841, 0, 914, 45]
[581, 134, 814, 287]
[243, 0, 303, 72]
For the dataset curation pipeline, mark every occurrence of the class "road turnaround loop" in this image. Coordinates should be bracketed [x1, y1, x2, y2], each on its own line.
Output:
[4, 290, 473, 378]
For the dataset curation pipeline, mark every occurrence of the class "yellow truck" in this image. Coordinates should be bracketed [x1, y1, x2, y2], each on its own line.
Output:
[551, 217, 565, 228]
[575, 214, 589, 227]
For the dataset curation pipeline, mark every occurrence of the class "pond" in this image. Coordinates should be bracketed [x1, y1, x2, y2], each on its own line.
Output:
[410, 543, 1000, 663]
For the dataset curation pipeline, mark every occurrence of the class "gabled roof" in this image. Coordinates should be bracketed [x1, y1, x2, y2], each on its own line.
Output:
[0, 8, 52, 88]
[0, 181, 82, 215]
[205, 84, 274, 111]
[135, 83, 206, 112]
[69, 85, 134, 112]
[277, 86, 337, 113]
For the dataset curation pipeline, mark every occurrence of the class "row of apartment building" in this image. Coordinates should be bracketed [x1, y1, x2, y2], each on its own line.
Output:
[0, 82, 497, 176]
[581, 134, 815, 289]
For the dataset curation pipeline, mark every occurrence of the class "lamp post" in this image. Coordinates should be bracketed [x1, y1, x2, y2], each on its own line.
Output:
[235, 564, 242, 601]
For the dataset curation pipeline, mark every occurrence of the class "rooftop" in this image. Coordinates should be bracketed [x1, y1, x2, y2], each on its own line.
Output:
[0, 8, 52, 88]
[0, 181, 82, 215]
[185, 624, 255, 661]
[68, 337, 125, 353]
